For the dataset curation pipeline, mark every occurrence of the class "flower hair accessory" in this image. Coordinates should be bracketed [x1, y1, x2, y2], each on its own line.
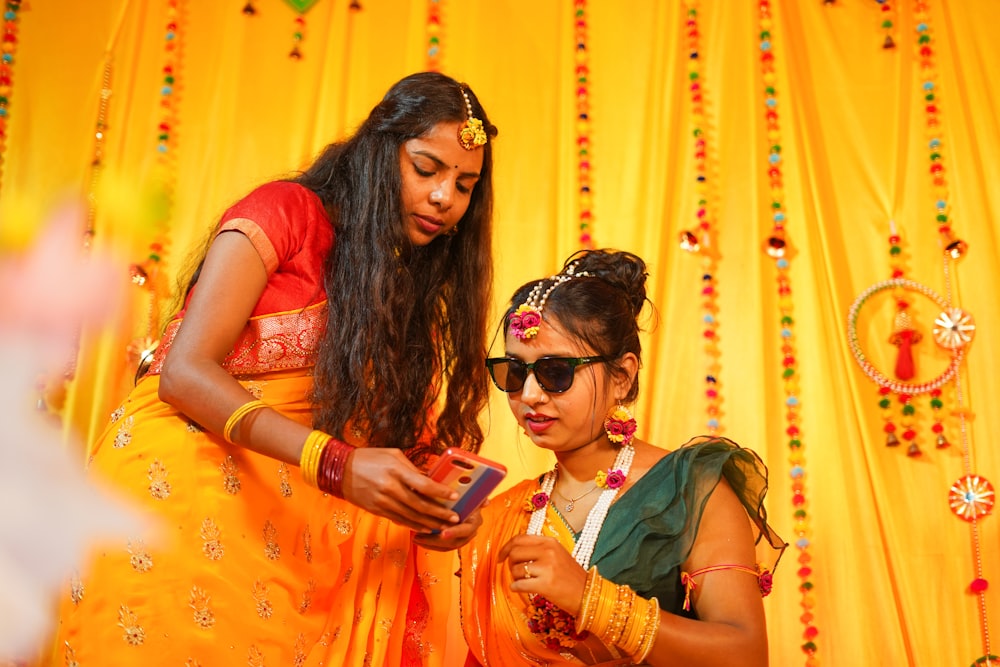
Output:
[508, 261, 592, 340]
[603, 404, 637, 446]
[458, 88, 488, 150]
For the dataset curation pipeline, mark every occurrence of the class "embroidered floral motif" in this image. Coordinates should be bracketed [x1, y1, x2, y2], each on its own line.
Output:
[252, 579, 273, 619]
[302, 524, 312, 563]
[118, 604, 145, 645]
[278, 463, 293, 498]
[186, 421, 202, 433]
[113, 416, 134, 448]
[332, 510, 352, 535]
[365, 543, 382, 560]
[127, 540, 153, 573]
[148, 459, 171, 500]
[343, 566, 354, 583]
[109, 405, 125, 423]
[190, 586, 215, 629]
[64, 642, 79, 667]
[417, 571, 440, 591]
[247, 645, 265, 667]
[70, 573, 84, 605]
[221, 455, 241, 495]
[380, 617, 394, 634]
[200, 518, 224, 560]
[244, 381, 266, 399]
[363, 653, 373, 667]
[293, 634, 307, 667]
[354, 608, 365, 625]
[184, 660, 202, 667]
[263, 520, 280, 560]
[298, 580, 316, 613]
[388, 548, 406, 569]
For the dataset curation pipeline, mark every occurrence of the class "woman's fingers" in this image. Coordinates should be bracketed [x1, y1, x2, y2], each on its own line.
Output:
[342, 448, 460, 531]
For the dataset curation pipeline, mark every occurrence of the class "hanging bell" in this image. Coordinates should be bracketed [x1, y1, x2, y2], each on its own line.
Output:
[242, 1, 257, 15]
[941, 231, 968, 259]
[906, 442, 922, 457]
[129, 263, 149, 287]
[765, 233, 787, 258]
[679, 230, 700, 253]
[885, 432, 900, 447]
[882, 35, 896, 49]
[935, 434, 950, 449]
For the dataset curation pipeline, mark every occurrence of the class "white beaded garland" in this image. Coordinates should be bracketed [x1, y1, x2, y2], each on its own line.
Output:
[526, 444, 635, 568]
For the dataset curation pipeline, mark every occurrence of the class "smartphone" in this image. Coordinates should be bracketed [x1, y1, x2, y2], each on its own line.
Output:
[427, 448, 507, 522]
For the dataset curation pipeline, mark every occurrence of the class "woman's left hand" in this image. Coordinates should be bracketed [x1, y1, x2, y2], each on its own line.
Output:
[413, 504, 486, 551]
[498, 534, 588, 615]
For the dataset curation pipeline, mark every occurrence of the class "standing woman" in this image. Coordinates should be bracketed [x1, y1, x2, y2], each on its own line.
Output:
[45, 71, 498, 667]
[460, 249, 785, 666]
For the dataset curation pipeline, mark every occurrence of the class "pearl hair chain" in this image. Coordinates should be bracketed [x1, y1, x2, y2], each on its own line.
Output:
[526, 444, 635, 568]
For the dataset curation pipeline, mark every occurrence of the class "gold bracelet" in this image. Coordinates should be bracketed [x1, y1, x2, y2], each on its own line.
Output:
[576, 566, 601, 634]
[223, 399, 267, 443]
[299, 430, 330, 487]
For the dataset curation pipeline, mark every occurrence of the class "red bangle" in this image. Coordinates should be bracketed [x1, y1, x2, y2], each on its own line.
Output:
[316, 438, 355, 498]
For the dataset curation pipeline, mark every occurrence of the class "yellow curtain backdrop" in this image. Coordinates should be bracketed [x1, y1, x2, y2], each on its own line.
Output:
[6, 1, 999, 665]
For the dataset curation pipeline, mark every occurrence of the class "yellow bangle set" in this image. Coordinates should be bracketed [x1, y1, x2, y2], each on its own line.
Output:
[299, 430, 330, 487]
[222, 399, 268, 443]
[577, 566, 660, 664]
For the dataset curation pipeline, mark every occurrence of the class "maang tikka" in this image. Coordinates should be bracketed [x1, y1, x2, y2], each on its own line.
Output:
[508, 262, 591, 340]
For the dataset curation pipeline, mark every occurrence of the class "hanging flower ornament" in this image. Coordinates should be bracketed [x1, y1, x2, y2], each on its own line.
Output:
[602, 406, 637, 446]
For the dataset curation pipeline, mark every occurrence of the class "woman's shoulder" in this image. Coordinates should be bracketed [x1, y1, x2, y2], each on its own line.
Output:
[235, 180, 323, 211]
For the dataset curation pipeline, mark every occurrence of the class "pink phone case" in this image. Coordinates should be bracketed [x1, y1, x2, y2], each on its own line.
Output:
[429, 449, 507, 521]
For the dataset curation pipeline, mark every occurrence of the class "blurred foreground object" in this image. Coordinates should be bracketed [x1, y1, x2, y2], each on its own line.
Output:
[0, 207, 148, 661]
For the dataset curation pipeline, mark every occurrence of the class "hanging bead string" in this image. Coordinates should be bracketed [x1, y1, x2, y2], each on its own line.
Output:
[882, 220, 928, 457]
[915, 2, 993, 663]
[573, 0, 594, 249]
[877, 0, 897, 49]
[757, 3, 820, 664]
[678, 0, 722, 435]
[289, 12, 306, 59]
[0, 0, 22, 196]
[425, 0, 442, 71]
[127, 0, 184, 374]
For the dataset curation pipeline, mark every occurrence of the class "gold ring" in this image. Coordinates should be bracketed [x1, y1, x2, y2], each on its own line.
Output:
[523, 562, 532, 579]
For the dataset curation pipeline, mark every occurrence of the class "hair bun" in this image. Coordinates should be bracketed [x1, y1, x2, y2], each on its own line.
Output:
[563, 249, 648, 314]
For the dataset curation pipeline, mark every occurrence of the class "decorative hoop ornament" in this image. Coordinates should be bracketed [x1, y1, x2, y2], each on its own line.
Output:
[949, 475, 995, 522]
[847, 278, 973, 395]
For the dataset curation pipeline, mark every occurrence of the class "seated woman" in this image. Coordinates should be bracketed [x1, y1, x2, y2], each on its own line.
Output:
[459, 248, 786, 666]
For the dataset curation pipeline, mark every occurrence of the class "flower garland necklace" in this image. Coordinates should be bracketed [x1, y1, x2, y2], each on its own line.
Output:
[523, 442, 635, 649]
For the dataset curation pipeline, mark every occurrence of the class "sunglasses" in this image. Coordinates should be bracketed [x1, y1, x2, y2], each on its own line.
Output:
[485, 356, 608, 394]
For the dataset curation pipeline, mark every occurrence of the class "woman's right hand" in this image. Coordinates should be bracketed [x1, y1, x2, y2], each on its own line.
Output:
[341, 448, 462, 532]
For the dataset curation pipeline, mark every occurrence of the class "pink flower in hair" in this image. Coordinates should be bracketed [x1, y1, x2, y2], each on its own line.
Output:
[509, 304, 541, 340]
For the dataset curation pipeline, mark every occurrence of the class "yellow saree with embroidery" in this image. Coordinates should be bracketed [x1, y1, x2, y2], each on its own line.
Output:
[39, 183, 456, 666]
[42, 314, 455, 666]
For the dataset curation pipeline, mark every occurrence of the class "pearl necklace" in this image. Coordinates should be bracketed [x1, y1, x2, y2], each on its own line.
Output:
[526, 444, 635, 568]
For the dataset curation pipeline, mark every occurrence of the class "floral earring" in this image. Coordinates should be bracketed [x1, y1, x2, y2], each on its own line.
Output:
[604, 404, 637, 447]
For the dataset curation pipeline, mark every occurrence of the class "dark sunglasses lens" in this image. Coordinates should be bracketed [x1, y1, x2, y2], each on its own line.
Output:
[491, 360, 527, 392]
[534, 359, 575, 392]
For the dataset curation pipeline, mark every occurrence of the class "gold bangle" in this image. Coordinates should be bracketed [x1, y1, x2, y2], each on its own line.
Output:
[223, 399, 267, 443]
[576, 566, 602, 634]
[633, 596, 660, 664]
[299, 430, 330, 487]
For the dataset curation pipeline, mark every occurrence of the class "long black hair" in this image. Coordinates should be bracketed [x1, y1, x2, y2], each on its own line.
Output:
[296, 72, 499, 455]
